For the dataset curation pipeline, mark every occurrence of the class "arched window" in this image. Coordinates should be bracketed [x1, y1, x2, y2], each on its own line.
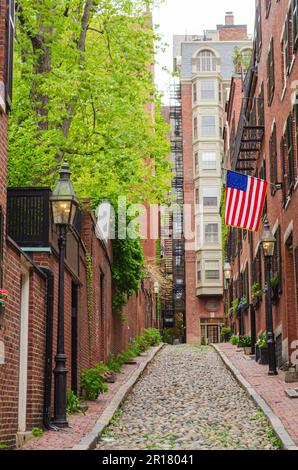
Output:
[197, 50, 216, 72]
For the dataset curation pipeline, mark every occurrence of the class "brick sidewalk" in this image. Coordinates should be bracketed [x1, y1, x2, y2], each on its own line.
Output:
[217, 343, 298, 446]
[22, 351, 155, 450]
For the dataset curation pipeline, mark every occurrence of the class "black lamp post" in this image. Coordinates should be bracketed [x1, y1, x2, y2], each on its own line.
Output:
[51, 160, 78, 427]
[261, 217, 278, 376]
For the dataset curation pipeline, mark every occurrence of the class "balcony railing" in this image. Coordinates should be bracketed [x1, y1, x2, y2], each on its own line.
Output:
[7, 187, 82, 278]
[232, 62, 264, 173]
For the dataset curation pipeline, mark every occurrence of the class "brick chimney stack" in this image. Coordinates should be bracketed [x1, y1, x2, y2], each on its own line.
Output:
[225, 12, 234, 26]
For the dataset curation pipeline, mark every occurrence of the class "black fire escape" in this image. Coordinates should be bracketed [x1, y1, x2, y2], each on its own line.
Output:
[232, 60, 264, 174]
[170, 84, 186, 338]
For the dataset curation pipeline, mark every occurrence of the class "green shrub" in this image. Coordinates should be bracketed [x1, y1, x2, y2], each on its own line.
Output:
[143, 328, 162, 346]
[107, 353, 122, 374]
[221, 327, 232, 342]
[238, 335, 252, 348]
[162, 328, 175, 344]
[230, 334, 239, 346]
[67, 390, 82, 415]
[32, 427, 43, 438]
[256, 332, 267, 349]
[80, 362, 109, 400]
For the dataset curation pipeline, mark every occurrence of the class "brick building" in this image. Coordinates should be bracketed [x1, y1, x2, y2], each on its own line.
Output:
[224, 0, 298, 367]
[173, 13, 251, 344]
[0, 1, 159, 448]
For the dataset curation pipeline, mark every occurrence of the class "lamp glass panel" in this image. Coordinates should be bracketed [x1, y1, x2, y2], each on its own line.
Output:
[52, 200, 72, 225]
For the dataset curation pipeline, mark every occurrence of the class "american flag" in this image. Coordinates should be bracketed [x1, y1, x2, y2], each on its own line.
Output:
[225, 170, 267, 232]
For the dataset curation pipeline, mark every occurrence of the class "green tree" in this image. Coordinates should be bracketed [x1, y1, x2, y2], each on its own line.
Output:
[9, 0, 171, 206]
[9, 0, 171, 316]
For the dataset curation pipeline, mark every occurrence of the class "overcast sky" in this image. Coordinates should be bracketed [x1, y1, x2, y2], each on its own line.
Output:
[153, 0, 255, 103]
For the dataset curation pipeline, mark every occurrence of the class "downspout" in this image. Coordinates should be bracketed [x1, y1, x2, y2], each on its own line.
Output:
[40, 267, 55, 430]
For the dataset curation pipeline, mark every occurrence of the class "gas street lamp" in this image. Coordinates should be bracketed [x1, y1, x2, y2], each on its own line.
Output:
[224, 259, 232, 282]
[50, 160, 78, 427]
[261, 217, 278, 376]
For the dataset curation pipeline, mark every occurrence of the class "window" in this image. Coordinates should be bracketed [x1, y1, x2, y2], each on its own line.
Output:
[201, 116, 216, 137]
[6, 0, 15, 108]
[286, 113, 296, 192]
[267, 39, 275, 105]
[193, 83, 197, 103]
[202, 152, 217, 171]
[272, 226, 282, 297]
[193, 117, 198, 139]
[252, 247, 262, 307]
[205, 224, 219, 244]
[281, 35, 287, 91]
[194, 152, 199, 173]
[294, 0, 298, 51]
[260, 159, 267, 217]
[283, 8, 293, 77]
[197, 261, 201, 283]
[255, 0, 262, 59]
[280, 136, 287, 206]
[265, 0, 271, 18]
[201, 80, 215, 100]
[205, 260, 220, 281]
[269, 123, 278, 194]
[203, 187, 218, 207]
[195, 188, 199, 205]
[258, 83, 265, 127]
[218, 84, 222, 103]
[197, 50, 216, 72]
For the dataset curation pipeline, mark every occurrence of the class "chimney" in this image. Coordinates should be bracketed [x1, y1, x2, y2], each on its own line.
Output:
[225, 12, 234, 26]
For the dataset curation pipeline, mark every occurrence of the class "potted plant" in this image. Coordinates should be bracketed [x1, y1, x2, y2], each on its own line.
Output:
[239, 296, 248, 311]
[256, 332, 268, 365]
[230, 334, 239, 346]
[238, 335, 252, 355]
[251, 283, 263, 307]
[278, 362, 298, 383]
[221, 327, 232, 343]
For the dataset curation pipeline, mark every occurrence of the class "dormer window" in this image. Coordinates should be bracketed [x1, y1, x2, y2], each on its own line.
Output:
[197, 50, 216, 72]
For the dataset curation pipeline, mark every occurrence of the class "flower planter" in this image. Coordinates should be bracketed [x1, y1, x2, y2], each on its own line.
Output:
[259, 347, 269, 365]
[278, 369, 298, 383]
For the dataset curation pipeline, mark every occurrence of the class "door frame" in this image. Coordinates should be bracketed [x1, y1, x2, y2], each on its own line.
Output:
[18, 266, 30, 433]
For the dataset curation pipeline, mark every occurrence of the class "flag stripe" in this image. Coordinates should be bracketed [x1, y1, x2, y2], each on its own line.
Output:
[231, 189, 241, 226]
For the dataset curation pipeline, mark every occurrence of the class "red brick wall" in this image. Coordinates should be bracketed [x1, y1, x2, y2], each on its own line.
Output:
[218, 26, 248, 41]
[225, 1, 298, 360]
[0, 246, 21, 447]
[26, 270, 47, 430]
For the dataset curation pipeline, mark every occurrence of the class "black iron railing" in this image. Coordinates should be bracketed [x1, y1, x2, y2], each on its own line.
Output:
[7, 188, 52, 247]
[7, 187, 82, 248]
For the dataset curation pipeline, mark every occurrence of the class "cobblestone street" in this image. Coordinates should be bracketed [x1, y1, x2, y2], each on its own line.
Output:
[96, 346, 280, 451]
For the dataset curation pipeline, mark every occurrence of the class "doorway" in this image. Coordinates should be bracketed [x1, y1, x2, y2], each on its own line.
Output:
[200, 319, 224, 344]
[71, 282, 78, 394]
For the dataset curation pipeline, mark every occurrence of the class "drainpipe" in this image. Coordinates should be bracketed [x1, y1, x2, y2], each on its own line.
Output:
[40, 267, 55, 430]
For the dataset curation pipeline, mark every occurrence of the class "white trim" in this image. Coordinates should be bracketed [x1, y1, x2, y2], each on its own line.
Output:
[18, 268, 30, 433]
[284, 221, 293, 244]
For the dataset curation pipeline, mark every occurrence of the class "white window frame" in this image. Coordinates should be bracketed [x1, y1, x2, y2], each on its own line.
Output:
[201, 116, 216, 137]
